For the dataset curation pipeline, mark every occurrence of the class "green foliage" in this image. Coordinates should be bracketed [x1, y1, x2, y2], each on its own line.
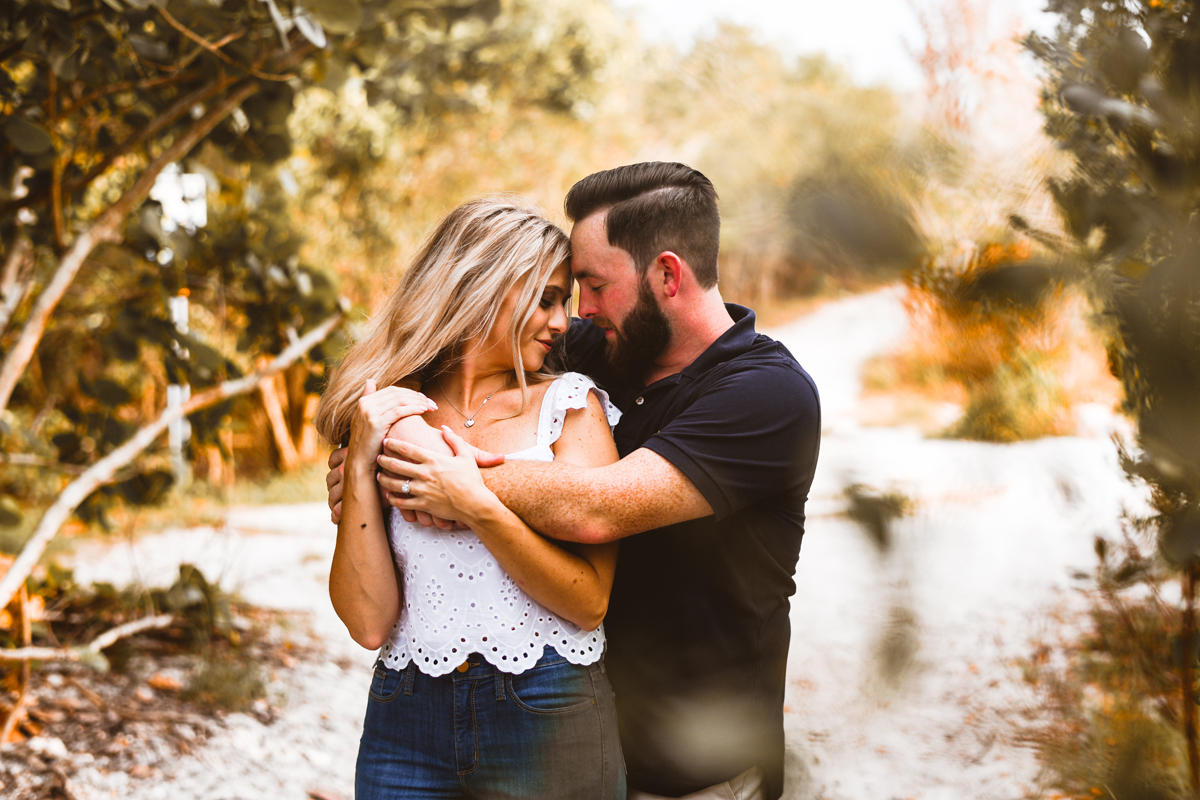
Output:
[0, 0, 610, 534]
[1027, 0, 1200, 542]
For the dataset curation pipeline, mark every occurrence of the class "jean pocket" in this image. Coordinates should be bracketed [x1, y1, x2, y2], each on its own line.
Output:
[368, 664, 404, 703]
[506, 656, 596, 715]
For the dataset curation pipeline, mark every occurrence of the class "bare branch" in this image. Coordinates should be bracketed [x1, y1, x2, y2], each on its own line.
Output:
[0, 79, 261, 416]
[0, 310, 343, 610]
[60, 70, 205, 119]
[158, 7, 297, 82]
[0, 614, 174, 663]
[51, 151, 66, 251]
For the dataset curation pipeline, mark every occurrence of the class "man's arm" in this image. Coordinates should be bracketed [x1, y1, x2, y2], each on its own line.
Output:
[379, 445, 713, 545]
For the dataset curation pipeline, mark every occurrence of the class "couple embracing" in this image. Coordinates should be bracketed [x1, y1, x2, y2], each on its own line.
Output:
[315, 162, 821, 800]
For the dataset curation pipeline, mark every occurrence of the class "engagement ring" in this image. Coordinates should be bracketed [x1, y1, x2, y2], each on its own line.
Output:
[401, 479, 411, 496]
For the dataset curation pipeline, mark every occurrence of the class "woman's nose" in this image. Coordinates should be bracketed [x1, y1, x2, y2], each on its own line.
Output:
[549, 304, 568, 334]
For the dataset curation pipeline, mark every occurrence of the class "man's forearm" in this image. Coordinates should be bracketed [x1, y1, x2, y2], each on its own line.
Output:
[481, 461, 615, 544]
[480, 449, 711, 544]
[379, 444, 712, 543]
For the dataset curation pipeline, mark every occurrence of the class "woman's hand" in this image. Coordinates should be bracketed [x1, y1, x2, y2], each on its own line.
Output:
[346, 380, 438, 473]
[379, 426, 500, 527]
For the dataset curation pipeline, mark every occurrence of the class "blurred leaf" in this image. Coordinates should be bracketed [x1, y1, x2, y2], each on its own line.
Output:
[74, 647, 111, 673]
[113, 470, 174, 505]
[3, 117, 54, 155]
[83, 378, 134, 407]
[1161, 507, 1200, 567]
[293, 10, 327, 48]
[0, 495, 22, 527]
[301, 0, 362, 34]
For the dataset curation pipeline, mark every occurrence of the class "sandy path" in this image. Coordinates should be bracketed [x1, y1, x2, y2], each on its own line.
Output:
[60, 286, 1148, 799]
[771, 288, 1145, 799]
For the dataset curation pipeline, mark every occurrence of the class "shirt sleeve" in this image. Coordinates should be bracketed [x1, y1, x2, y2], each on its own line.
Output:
[641, 361, 821, 521]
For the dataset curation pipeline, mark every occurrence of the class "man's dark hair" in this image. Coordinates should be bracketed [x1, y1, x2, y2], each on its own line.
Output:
[564, 162, 721, 289]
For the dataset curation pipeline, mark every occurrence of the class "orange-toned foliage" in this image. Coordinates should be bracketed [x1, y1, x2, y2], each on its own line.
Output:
[864, 242, 1121, 439]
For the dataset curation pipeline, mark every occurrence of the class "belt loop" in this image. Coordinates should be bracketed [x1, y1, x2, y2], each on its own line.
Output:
[403, 661, 416, 696]
[495, 667, 506, 701]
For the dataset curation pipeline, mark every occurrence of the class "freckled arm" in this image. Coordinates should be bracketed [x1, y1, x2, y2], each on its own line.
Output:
[480, 448, 714, 545]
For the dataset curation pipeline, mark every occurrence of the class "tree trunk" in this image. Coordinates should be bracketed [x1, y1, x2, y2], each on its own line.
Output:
[259, 372, 300, 470]
[1184, 565, 1199, 797]
[284, 361, 309, 441]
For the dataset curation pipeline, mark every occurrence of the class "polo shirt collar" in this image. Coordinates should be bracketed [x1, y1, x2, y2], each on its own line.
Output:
[679, 304, 758, 380]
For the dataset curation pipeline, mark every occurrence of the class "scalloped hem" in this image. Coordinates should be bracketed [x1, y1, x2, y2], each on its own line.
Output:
[380, 640, 604, 677]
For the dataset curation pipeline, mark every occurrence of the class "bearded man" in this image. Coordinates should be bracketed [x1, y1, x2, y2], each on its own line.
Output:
[329, 162, 821, 800]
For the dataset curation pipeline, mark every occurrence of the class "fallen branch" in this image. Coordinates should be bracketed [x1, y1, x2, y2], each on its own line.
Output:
[0, 310, 344, 610]
[0, 79, 260, 415]
[0, 614, 174, 663]
[0, 453, 89, 474]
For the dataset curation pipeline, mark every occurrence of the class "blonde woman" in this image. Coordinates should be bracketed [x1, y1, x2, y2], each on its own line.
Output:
[315, 199, 625, 799]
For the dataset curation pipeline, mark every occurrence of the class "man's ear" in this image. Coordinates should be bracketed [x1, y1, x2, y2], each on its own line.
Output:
[657, 251, 685, 298]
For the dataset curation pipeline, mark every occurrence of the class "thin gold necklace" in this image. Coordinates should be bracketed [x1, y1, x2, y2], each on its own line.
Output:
[437, 374, 514, 428]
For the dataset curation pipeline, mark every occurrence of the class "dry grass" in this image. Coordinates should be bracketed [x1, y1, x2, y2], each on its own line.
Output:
[1020, 588, 1191, 799]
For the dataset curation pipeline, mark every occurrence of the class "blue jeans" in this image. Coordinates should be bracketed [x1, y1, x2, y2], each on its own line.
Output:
[356, 645, 625, 799]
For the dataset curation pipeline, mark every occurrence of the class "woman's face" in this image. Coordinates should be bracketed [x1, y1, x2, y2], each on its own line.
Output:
[474, 260, 572, 374]
[517, 261, 572, 372]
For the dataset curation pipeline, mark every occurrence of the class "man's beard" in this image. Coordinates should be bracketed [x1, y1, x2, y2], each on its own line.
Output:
[605, 278, 671, 383]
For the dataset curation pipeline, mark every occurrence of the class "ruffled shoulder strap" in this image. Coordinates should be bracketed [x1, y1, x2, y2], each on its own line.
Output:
[536, 372, 621, 448]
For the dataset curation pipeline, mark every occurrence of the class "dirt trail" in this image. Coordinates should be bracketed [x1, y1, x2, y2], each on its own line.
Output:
[58, 286, 1147, 799]
[772, 288, 1145, 799]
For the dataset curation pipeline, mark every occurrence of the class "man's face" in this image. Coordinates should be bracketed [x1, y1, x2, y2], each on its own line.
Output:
[570, 212, 671, 380]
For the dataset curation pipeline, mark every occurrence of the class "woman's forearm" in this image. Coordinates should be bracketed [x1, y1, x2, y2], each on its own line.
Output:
[329, 461, 402, 649]
[460, 494, 613, 631]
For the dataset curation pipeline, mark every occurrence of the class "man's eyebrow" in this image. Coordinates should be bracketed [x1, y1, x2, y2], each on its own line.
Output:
[571, 269, 595, 280]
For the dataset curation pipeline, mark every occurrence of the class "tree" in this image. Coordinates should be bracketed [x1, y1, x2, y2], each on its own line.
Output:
[636, 24, 924, 300]
[0, 0, 607, 600]
[1028, 0, 1200, 790]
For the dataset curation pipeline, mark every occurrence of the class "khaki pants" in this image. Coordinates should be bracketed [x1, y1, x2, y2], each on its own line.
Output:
[627, 766, 764, 800]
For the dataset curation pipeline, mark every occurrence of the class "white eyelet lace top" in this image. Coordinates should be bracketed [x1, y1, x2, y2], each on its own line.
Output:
[379, 372, 622, 676]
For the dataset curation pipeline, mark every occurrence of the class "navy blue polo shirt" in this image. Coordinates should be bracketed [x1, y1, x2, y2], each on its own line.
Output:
[562, 304, 821, 800]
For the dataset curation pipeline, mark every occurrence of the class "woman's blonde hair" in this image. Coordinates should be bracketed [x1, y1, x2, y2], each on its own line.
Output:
[315, 198, 571, 445]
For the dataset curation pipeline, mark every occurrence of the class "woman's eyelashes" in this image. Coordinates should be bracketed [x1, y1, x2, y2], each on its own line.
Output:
[539, 294, 571, 310]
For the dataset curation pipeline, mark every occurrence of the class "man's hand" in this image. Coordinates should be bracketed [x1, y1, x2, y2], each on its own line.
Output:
[326, 422, 504, 527]
[327, 383, 436, 525]
[377, 429, 505, 521]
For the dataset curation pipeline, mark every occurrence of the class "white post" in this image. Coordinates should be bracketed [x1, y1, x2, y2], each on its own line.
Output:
[167, 292, 191, 485]
[152, 164, 208, 487]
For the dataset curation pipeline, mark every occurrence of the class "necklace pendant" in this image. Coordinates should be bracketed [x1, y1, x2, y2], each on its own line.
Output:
[464, 419, 475, 428]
